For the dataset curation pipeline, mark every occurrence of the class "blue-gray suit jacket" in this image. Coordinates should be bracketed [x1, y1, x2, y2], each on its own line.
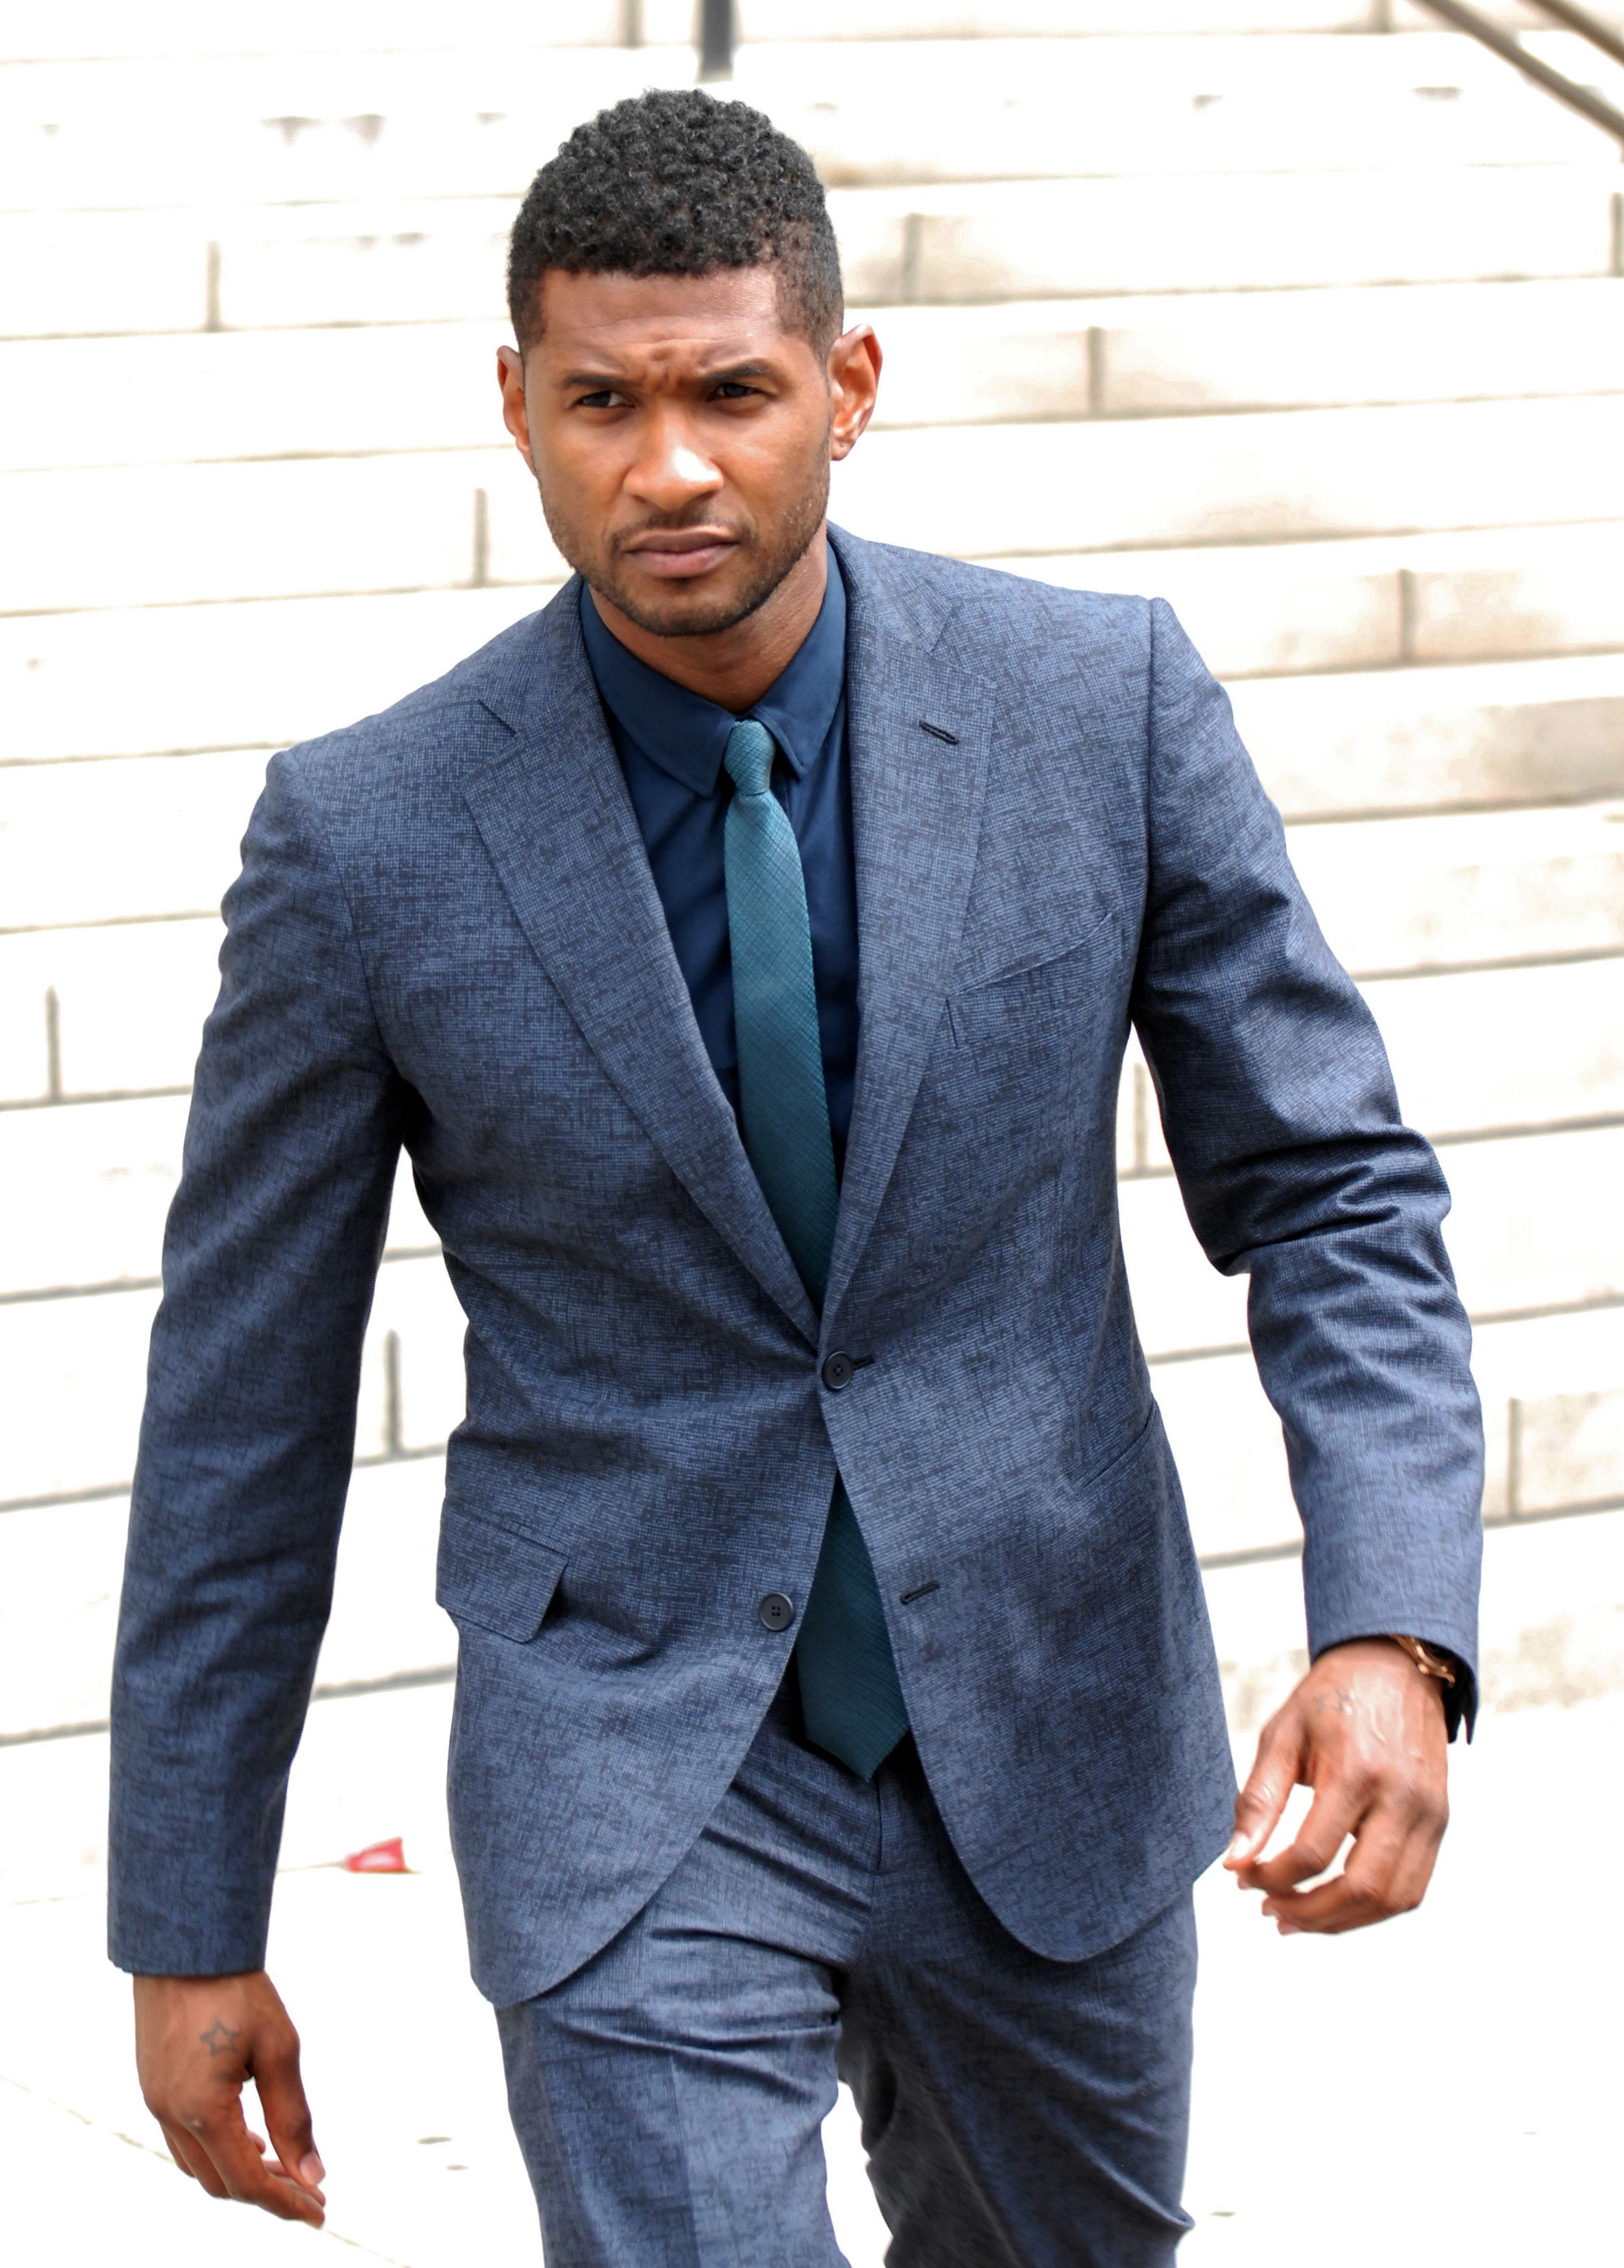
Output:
[110, 529, 1484, 2006]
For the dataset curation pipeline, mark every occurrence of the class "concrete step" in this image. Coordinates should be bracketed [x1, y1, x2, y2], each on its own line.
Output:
[13, 939, 1619, 1300]
[8, 1448, 1621, 1753]
[0, 1453, 455, 1742]
[0, 750, 272, 929]
[874, 279, 1624, 427]
[1121, 1119, 1624, 1377]
[1, 201, 513, 340]
[1205, 1509, 1624, 1744]
[13, 3, 1616, 65]
[1363, 958, 1624, 1138]
[1158, 1303, 1624, 1563]
[1471, 1305, 1624, 1522]
[9, 527, 1624, 788]
[833, 396, 1624, 564]
[0, 48, 695, 214]
[6, 723, 1623, 970]
[1230, 653, 1624, 818]
[759, 40, 1621, 190]
[8, 885, 1616, 1137]
[13, 281, 1624, 475]
[8, 32, 1616, 214]
[1118, 954, 1624, 1178]
[3, 322, 516, 474]
[9, 154, 1619, 342]
[5, 1166, 1616, 1541]
[1000, 522, 1624, 681]
[744, 3, 1624, 36]
[762, 3, 1624, 32]
[0, 1, 671, 62]
[0, 1098, 433, 1300]
[0, 918, 222, 1106]
[0, 1246, 462, 1511]
[13, 395, 1624, 619]
[1287, 801, 1624, 972]
[834, 166, 1622, 305]
[0, 448, 540, 616]
[1, 588, 560, 764]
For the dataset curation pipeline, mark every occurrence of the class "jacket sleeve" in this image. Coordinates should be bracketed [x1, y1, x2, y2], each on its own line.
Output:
[1130, 598, 1483, 1729]
[109, 751, 411, 1974]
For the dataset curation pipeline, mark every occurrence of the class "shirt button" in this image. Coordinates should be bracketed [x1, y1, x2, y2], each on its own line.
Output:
[821, 1351, 855, 1391]
[758, 1593, 796, 1633]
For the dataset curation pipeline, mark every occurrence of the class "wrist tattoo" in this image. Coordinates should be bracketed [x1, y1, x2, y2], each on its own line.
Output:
[199, 2020, 240, 2058]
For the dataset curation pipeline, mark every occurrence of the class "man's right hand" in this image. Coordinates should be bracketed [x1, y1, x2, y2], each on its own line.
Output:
[134, 1971, 326, 2226]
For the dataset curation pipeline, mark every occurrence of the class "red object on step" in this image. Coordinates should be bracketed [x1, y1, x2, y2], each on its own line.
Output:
[343, 1836, 408, 1874]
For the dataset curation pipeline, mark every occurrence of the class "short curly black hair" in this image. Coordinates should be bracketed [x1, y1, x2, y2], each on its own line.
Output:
[507, 88, 843, 356]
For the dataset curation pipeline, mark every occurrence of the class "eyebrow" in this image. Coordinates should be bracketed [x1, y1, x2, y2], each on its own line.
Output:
[555, 358, 780, 392]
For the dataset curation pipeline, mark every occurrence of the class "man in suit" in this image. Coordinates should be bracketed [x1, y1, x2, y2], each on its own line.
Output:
[114, 89, 1482, 2266]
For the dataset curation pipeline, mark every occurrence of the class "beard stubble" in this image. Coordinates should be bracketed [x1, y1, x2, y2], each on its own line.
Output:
[537, 438, 831, 642]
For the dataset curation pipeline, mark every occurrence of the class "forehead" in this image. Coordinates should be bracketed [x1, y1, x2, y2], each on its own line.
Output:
[530, 264, 803, 371]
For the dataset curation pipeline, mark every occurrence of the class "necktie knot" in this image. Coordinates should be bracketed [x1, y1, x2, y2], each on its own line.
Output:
[723, 718, 775, 801]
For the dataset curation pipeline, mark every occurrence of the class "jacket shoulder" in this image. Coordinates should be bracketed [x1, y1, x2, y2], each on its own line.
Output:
[835, 529, 1156, 675]
[270, 598, 561, 813]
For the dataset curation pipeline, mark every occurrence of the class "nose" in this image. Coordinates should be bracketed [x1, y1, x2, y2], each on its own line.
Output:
[624, 406, 724, 516]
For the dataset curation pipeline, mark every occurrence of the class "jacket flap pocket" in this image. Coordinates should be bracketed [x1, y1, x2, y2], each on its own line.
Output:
[956, 906, 1115, 997]
[436, 1513, 567, 1643]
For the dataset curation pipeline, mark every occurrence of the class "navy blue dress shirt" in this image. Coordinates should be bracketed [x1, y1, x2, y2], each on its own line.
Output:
[579, 555, 859, 1167]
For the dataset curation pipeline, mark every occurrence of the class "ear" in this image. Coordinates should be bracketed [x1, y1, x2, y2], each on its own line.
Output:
[496, 344, 535, 470]
[828, 324, 881, 462]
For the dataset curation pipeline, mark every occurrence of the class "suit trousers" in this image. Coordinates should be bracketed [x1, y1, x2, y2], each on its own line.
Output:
[494, 1689, 1197, 2267]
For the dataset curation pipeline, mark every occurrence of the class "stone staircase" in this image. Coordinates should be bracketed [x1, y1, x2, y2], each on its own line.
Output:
[3, 0, 1623, 1743]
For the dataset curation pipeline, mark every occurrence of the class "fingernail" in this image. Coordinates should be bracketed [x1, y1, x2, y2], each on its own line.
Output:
[301, 2152, 326, 2187]
[1278, 1922, 1301, 1937]
[1225, 1831, 1250, 1863]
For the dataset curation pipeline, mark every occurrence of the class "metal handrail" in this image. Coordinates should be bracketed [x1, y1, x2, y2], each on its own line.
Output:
[1414, 0, 1624, 149]
[698, 0, 736, 82]
[1526, 0, 1624, 75]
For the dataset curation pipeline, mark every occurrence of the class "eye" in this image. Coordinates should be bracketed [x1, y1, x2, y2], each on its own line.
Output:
[575, 388, 628, 410]
[712, 381, 761, 401]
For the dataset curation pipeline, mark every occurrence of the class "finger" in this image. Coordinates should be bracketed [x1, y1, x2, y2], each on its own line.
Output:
[1240, 1776, 1367, 1897]
[173, 2095, 325, 2225]
[198, 2111, 326, 2223]
[251, 2013, 325, 2195]
[160, 2122, 228, 2197]
[1226, 1713, 1304, 1868]
[248, 2130, 296, 2179]
[1263, 1802, 1438, 1935]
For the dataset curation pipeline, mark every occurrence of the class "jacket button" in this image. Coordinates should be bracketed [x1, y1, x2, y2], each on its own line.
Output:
[758, 1593, 795, 1633]
[821, 1351, 854, 1391]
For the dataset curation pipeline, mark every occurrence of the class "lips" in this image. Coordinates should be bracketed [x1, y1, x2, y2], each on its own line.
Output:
[619, 531, 739, 579]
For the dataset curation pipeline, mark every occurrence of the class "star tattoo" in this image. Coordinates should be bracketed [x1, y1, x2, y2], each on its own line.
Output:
[199, 2020, 240, 2058]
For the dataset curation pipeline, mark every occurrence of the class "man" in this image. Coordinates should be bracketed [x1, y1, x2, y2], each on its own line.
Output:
[113, 89, 1482, 2265]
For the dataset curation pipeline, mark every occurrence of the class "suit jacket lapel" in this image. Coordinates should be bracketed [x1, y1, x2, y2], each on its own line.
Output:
[825, 544, 993, 1322]
[462, 586, 820, 1344]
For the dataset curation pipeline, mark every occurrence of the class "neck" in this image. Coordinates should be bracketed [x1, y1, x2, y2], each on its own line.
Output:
[591, 528, 828, 714]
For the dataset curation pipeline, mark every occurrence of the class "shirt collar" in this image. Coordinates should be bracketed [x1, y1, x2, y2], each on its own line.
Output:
[579, 547, 847, 797]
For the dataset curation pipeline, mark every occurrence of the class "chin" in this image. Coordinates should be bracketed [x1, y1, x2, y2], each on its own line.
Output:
[611, 572, 763, 641]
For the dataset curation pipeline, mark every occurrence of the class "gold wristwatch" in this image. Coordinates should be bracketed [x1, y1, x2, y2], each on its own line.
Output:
[1387, 1634, 1458, 1686]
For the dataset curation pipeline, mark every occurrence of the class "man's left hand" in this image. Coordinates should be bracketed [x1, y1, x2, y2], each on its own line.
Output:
[1225, 1637, 1450, 1935]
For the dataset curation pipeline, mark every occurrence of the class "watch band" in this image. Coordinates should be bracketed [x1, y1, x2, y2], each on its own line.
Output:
[1388, 1633, 1458, 1686]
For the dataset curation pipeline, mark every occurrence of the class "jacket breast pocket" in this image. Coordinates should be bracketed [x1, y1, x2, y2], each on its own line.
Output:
[436, 1509, 567, 1643]
[943, 912, 1120, 1115]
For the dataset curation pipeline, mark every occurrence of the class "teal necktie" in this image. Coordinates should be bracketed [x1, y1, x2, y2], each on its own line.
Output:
[722, 719, 910, 1781]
